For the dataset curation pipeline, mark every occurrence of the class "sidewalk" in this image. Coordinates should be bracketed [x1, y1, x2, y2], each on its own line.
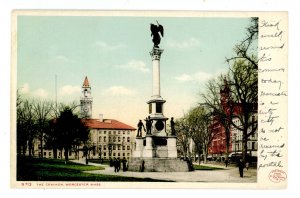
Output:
[72, 160, 257, 182]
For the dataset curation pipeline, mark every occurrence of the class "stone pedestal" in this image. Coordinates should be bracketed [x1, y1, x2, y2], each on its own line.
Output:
[132, 137, 144, 158]
[167, 136, 177, 158]
[143, 135, 154, 158]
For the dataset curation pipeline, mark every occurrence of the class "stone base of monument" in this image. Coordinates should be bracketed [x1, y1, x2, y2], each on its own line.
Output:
[128, 135, 191, 172]
[128, 158, 190, 172]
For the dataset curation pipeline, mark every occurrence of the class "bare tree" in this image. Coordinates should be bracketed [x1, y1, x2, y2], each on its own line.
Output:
[200, 75, 234, 162]
[17, 94, 36, 157]
[226, 18, 258, 163]
[32, 99, 52, 158]
[226, 17, 258, 69]
[228, 60, 258, 163]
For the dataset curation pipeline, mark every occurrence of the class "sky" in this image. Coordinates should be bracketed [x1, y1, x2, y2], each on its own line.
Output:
[17, 15, 252, 127]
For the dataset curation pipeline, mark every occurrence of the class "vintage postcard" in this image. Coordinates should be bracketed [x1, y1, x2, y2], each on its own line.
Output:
[11, 10, 288, 189]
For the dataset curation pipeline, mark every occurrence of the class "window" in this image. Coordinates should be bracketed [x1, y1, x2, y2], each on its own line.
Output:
[123, 146, 125, 150]
[123, 137, 125, 142]
[127, 137, 130, 142]
[252, 142, 256, 150]
[113, 145, 116, 150]
[127, 146, 130, 150]
[118, 146, 120, 150]
[109, 131, 111, 135]
[127, 153, 130, 156]
[118, 131, 120, 135]
[123, 131, 125, 135]
[123, 153, 125, 156]
[49, 152, 52, 157]
[149, 103, 152, 114]
[113, 137, 116, 142]
[113, 153, 116, 156]
[99, 136, 102, 142]
[44, 152, 46, 156]
[156, 103, 162, 113]
[103, 145, 107, 150]
[113, 131, 116, 135]
[118, 153, 120, 156]
[104, 136, 106, 142]
[118, 137, 121, 142]
[127, 131, 130, 135]
[109, 136, 111, 142]
[104, 152, 106, 156]
[104, 131, 106, 134]
[99, 130, 101, 134]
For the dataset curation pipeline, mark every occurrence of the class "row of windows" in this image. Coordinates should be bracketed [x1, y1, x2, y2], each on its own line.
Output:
[100, 145, 131, 151]
[99, 130, 131, 135]
[233, 142, 258, 151]
[101, 152, 130, 157]
[99, 136, 131, 143]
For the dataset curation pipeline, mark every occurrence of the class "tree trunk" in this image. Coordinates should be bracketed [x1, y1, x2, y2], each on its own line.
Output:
[64, 148, 69, 164]
[242, 130, 248, 163]
[40, 132, 43, 158]
[53, 147, 57, 159]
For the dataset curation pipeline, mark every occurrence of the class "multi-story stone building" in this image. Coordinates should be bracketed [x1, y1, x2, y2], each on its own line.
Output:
[84, 117, 136, 160]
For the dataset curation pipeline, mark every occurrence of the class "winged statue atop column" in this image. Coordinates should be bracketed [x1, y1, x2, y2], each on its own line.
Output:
[150, 21, 164, 48]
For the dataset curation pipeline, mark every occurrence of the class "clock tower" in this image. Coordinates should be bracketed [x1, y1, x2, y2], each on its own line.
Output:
[80, 76, 93, 118]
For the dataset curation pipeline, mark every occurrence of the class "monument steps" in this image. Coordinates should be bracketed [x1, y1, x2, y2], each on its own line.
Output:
[128, 158, 190, 172]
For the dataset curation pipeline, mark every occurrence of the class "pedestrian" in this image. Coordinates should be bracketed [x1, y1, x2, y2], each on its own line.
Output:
[116, 158, 121, 172]
[140, 160, 145, 172]
[225, 159, 229, 167]
[122, 157, 127, 172]
[237, 159, 244, 177]
[110, 158, 113, 167]
[113, 158, 117, 173]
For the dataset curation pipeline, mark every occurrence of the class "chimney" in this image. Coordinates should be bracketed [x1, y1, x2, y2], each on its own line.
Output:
[99, 114, 103, 122]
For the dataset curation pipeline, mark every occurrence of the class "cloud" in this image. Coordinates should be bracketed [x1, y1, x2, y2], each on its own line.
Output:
[175, 71, 212, 83]
[54, 55, 74, 63]
[175, 74, 193, 82]
[102, 86, 136, 96]
[94, 41, 126, 51]
[116, 60, 150, 73]
[167, 37, 200, 49]
[59, 85, 81, 96]
[20, 83, 30, 94]
[33, 88, 49, 98]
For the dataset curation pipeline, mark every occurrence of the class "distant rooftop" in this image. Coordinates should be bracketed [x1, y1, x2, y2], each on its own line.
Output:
[82, 119, 136, 130]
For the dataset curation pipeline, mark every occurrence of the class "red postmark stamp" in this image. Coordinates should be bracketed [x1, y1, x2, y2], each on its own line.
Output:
[269, 169, 287, 183]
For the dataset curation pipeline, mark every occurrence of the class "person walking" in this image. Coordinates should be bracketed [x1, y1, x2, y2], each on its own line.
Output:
[225, 159, 229, 167]
[237, 159, 244, 177]
[113, 158, 117, 173]
[122, 157, 127, 172]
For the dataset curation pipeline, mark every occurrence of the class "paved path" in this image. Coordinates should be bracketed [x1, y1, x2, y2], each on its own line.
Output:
[71, 160, 256, 183]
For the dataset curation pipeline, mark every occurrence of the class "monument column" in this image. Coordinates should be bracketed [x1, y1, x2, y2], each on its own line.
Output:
[150, 48, 163, 98]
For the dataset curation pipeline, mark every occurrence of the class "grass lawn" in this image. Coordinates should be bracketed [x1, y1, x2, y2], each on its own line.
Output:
[193, 164, 224, 170]
[17, 157, 169, 182]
